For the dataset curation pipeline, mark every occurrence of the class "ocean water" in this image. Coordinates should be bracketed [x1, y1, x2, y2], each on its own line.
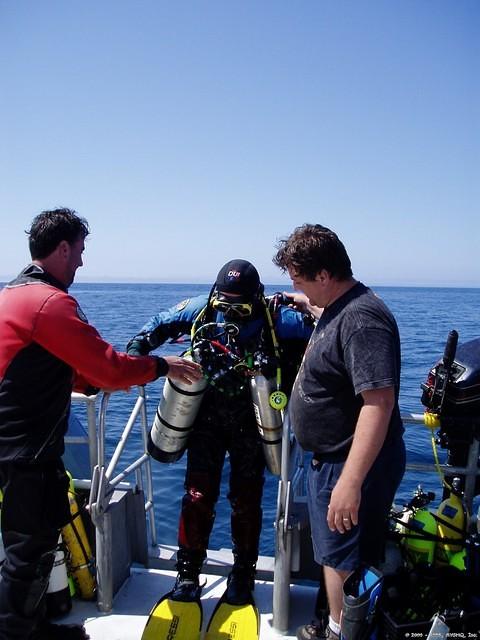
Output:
[67, 283, 479, 556]
[4, 280, 480, 556]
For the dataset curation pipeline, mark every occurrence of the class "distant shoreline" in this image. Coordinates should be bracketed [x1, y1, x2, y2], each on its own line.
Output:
[1, 279, 479, 290]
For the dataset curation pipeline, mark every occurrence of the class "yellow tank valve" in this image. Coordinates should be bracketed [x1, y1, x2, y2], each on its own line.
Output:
[423, 412, 440, 429]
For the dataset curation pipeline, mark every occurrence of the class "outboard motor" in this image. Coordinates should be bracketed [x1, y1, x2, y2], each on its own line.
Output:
[421, 332, 480, 493]
[148, 354, 208, 463]
[421, 332, 480, 417]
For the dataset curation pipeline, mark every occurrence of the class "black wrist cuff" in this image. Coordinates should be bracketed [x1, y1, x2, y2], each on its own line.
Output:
[155, 357, 169, 378]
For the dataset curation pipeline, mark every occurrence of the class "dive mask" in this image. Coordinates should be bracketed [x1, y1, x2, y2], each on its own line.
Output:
[211, 292, 253, 319]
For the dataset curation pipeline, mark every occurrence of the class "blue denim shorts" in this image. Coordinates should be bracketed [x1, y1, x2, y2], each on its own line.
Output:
[307, 435, 406, 571]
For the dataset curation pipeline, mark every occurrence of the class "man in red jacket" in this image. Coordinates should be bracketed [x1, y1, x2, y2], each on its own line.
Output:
[0, 208, 201, 640]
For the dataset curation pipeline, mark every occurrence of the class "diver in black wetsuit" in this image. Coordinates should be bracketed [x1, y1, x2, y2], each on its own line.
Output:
[127, 259, 313, 604]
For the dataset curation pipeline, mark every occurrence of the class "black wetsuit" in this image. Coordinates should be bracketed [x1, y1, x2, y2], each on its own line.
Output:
[127, 294, 313, 571]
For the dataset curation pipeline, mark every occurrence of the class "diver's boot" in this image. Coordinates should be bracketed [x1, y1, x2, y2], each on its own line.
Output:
[170, 557, 203, 602]
[170, 573, 201, 602]
[225, 560, 256, 605]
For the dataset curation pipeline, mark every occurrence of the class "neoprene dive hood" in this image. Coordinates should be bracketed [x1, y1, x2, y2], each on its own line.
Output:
[214, 259, 263, 299]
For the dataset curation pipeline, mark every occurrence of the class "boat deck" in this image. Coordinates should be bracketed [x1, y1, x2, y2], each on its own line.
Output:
[63, 567, 318, 639]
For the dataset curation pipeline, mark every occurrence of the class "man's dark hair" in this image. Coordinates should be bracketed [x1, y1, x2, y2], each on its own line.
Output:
[273, 223, 353, 281]
[27, 208, 90, 259]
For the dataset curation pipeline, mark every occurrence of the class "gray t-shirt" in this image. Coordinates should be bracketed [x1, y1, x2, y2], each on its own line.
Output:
[290, 282, 403, 455]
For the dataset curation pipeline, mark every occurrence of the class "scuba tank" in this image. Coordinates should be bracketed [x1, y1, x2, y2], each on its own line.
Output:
[435, 477, 466, 565]
[404, 508, 437, 566]
[393, 485, 436, 565]
[61, 474, 95, 600]
[148, 353, 208, 463]
[46, 534, 72, 618]
[248, 300, 288, 477]
[249, 374, 284, 476]
[449, 548, 466, 571]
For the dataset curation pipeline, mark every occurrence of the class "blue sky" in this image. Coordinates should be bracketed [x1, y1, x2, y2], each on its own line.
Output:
[1, 1, 478, 286]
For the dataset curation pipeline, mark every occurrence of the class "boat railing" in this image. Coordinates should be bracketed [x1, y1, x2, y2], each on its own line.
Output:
[72, 387, 157, 613]
[72, 387, 480, 626]
[70, 392, 98, 474]
[272, 410, 480, 633]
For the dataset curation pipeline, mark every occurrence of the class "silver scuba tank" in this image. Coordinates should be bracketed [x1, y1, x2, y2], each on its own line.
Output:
[249, 374, 283, 475]
[148, 355, 207, 463]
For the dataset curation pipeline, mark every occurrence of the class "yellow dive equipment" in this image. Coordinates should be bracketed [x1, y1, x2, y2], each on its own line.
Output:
[449, 548, 466, 571]
[141, 593, 202, 640]
[206, 597, 259, 640]
[435, 479, 466, 565]
[61, 473, 95, 599]
[269, 389, 288, 410]
[404, 508, 437, 565]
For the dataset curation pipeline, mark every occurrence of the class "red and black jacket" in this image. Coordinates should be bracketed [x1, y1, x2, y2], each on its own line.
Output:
[0, 264, 159, 463]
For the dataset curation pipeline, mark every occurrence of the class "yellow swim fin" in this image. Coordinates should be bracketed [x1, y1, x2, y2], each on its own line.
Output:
[205, 596, 259, 640]
[141, 593, 202, 640]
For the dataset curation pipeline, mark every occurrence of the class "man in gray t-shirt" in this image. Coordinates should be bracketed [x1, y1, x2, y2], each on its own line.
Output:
[274, 224, 406, 640]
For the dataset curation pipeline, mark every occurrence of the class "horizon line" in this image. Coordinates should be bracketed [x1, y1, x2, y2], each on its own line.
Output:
[76, 281, 480, 289]
[1, 277, 478, 290]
